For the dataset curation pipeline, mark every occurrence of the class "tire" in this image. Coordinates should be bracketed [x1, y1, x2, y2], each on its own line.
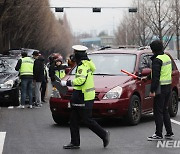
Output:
[52, 114, 69, 125]
[126, 95, 141, 125]
[168, 91, 178, 117]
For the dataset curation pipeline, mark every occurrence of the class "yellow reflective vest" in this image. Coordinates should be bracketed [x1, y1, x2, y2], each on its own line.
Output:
[72, 60, 96, 101]
[55, 69, 65, 79]
[20, 57, 34, 76]
[156, 54, 172, 85]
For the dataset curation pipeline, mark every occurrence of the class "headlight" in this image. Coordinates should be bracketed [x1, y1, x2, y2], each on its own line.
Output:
[0, 80, 14, 89]
[103, 86, 122, 99]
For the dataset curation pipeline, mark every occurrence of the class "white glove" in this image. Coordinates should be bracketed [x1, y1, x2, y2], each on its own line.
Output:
[61, 80, 67, 86]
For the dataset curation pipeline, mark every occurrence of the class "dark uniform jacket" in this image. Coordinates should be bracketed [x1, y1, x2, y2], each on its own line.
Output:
[33, 56, 45, 82]
[150, 52, 164, 93]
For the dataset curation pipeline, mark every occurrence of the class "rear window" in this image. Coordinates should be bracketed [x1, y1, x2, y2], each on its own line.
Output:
[71, 53, 136, 75]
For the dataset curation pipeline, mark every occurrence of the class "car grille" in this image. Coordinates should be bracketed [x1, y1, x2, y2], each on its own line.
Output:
[61, 91, 100, 101]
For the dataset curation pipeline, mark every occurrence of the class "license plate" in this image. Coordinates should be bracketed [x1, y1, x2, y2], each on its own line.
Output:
[68, 102, 71, 108]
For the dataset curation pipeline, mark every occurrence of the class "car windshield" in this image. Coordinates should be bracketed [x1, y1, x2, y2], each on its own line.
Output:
[71, 53, 136, 75]
[0, 58, 18, 73]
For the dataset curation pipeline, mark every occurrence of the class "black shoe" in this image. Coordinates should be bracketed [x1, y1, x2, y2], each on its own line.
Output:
[147, 134, 163, 141]
[63, 143, 80, 149]
[103, 131, 110, 148]
[165, 133, 174, 140]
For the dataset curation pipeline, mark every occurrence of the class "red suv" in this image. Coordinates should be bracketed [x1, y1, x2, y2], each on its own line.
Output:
[49, 47, 179, 125]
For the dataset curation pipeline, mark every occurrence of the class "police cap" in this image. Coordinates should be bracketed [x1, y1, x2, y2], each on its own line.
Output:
[72, 45, 88, 52]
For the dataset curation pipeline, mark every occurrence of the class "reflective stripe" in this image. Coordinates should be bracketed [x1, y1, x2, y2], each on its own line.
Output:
[160, 80, 172, 84]
[162, 61, 171, 66]
[85, 87, 95, 92]
[72, 104, 85, 107]
[75, 75, 86, 78]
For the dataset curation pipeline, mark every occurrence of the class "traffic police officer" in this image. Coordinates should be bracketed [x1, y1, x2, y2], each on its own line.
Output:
[147, 40, 174, 141]
[61, 45, 110, 149]
[15, 51, 34, 109]
[49, 56, 67, 82]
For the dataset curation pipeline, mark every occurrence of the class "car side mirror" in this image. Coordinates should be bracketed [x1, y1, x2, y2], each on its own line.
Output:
[65, 67, 71, 74]
[141, 68, 151, 76]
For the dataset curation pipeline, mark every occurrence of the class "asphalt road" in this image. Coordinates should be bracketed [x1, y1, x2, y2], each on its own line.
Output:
[0, 85, 180, 154]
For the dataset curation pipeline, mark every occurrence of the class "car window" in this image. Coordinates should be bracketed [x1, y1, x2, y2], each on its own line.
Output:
[139, 53, 152, 70]
[0, 58, 18, 72]
[71, 53, 136, 75]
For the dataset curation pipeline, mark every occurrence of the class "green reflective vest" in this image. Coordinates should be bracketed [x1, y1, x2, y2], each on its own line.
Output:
[55, 70, 65, 79]
[72, 60, 96, 101]
[20, 57, 34, 76]
[156, 54, 172, 85]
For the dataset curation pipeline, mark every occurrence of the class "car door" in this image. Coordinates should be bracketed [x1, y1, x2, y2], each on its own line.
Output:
[138, 53, 154, 112]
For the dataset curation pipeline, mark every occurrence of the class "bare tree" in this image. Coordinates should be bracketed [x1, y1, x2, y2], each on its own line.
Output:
[171, 0, 180, 59]
[143, 0, 174, 48]
[0, 0, 73, 59]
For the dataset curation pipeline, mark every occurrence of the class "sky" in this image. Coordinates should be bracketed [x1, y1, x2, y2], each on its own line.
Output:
[49, 0, 134, 36]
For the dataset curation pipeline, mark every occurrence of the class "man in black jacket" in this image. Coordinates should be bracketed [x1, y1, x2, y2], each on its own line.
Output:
[147, 40, 174, 141]
[33, 51, 45, 108]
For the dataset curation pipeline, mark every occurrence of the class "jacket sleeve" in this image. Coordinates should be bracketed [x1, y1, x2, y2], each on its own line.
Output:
[15, 59, 22, 71]
[72, 65, 88, 86]
[150, 58, 162, 93]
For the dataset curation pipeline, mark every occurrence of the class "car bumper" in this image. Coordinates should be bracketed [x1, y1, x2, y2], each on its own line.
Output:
[49, 97, 129, 118]
[0, 88, 19, 106]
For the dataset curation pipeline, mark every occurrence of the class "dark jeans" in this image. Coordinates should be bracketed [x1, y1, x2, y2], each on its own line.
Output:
[153, 85, 173, 137]
[21, 78, 33, 105]
[70, 100, 107, 146]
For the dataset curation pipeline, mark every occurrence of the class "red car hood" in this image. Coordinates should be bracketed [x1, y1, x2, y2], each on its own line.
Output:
[66, 75, 133, 89]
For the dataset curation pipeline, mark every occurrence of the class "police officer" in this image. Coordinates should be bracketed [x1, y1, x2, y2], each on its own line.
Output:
[61, 45, 110, 149]
[147, 40, 174, 141]
[15, 51, 34, 109]
[49, 56, 67, 82]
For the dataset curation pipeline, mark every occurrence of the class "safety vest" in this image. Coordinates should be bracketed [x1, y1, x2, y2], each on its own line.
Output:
[55, 69, 65, 79]
[72, 60, 96, 101]
[20, 57, 34, 76]
[156, 54, 172, 85]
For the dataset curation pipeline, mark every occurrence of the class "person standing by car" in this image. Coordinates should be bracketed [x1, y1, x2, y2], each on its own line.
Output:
[41, 63, 48, 102]
[15, 51, 34, 109]
[49, 56, 67, 82]
[60, 45, 110, 149]
[32, 51, 45, 108]
[147, 40, 174, 141]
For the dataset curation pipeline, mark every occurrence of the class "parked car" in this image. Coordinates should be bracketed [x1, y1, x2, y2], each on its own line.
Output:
[6, 48, 39, 57]
[0, 55, 20, 106]
[49, 47, 179, 125]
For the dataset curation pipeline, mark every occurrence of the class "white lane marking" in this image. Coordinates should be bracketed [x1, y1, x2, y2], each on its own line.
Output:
[0, 132, 6, 154]
[171, 119, 180, 126]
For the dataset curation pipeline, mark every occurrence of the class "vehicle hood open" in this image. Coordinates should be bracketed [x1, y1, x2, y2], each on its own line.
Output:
[0, 72, 18, 84]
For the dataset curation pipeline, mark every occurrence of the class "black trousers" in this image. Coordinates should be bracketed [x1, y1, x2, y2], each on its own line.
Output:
[41, 80, 47, 101]
[153, 85, 173, 137]
[70, 100, 106, 146]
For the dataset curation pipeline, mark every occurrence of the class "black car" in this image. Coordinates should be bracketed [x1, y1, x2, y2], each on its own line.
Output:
[0, 55, 20, 106]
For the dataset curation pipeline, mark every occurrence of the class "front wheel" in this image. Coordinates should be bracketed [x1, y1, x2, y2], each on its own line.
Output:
[126, 95, 141, 125]
[168, 90, 178, 117]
